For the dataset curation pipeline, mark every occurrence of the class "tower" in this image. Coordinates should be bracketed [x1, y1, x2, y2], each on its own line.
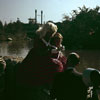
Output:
[41, 10, 43, 25]
[35, 9, 37, 24]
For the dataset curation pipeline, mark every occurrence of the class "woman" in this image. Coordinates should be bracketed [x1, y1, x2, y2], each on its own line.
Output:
[16, 22, 63, 100]
[50, 33, 67, 70]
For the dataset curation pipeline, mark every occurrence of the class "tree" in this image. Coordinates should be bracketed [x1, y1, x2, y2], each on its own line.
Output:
[0, 21, 3, 31]
[56, 6, 100, 49]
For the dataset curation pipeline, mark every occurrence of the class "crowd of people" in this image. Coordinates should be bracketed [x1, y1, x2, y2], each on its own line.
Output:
[0, 21, 100, 100]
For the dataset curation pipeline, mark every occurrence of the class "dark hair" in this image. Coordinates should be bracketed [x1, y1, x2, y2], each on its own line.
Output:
[90, 70, 100, 87]
[67, 52, 80, 67]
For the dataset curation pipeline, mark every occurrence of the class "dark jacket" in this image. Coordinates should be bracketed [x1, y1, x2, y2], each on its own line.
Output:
[16, 37, 63, 87]
[50, 68, 87, 100]
[15, 35, 64, 100]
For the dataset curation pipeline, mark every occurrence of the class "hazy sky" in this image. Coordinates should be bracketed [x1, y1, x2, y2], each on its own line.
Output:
[0, 0, 100, 24]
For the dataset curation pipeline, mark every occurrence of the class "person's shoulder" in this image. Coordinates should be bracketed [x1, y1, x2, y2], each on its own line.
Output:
[72, 70, 86, 85]
[73, 69, 82, 76]
[73, 71, 83, 82]
[63, 68, 82, 80]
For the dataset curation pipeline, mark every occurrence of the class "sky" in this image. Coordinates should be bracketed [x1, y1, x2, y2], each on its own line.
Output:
[0, 0, 100, 24]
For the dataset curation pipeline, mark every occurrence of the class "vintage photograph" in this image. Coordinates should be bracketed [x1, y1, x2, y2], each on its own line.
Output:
[0, 0, 100, 100]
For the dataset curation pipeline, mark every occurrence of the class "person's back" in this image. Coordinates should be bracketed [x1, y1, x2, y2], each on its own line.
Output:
[15, 22, 63, 100]
[16, 44, 63, 100]
[16, 51, 63, 86]
[52, 69, 87, 100]
[16, 21, 61, 86]
[50, 52, 87, 100]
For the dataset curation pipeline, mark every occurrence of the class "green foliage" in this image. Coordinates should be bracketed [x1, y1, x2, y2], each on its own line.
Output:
[0, 21, 4, 35]
[0, 20, 39, 40]
[56, 6, 100, 50]
[0, 21, 3, 30]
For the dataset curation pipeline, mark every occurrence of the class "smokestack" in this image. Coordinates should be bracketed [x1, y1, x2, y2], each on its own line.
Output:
[35, 9, 37, 24]
[41, 10, 43, 25]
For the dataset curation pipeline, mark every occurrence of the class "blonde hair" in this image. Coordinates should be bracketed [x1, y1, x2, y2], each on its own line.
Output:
[36, 22, 58, 39]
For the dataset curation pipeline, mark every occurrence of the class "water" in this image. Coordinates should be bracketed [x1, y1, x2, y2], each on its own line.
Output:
[0, 41, 100, 72]
[65, 50, 100, 72]
[0, 40, 33, 58]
